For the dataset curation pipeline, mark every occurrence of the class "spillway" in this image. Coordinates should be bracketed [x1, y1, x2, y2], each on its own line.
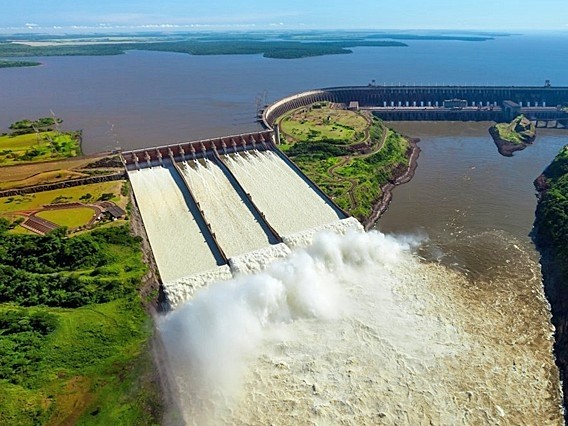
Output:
[177, 159, 273, 258]
[128, 166, 223, 283]
[222, 150, 342, 236]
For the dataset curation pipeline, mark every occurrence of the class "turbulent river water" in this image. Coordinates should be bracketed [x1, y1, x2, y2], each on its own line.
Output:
[2, 32, 568, 424]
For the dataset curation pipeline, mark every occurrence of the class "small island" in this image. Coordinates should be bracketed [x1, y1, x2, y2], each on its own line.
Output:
[489, 114, 536, 156]
[277, 102, 419, 227]
[0, 60, 41, 68]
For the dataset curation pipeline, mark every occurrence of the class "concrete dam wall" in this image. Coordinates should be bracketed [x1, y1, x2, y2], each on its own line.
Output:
[262, 85, 568, 126]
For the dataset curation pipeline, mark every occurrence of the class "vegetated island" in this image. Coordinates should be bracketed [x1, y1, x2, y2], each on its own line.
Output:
[0, 119, 164, 424]
[0, 31, 501, 60]
[489, 114, 536, 157]
[0, 117, 81, 165]
[277, 102, 419, 228]
[532, 144, 568, 415]
[0, 60, 41, 68]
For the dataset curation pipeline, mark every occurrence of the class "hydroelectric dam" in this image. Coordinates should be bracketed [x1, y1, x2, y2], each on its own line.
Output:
[123, 130, 357, 306]
[123, 85, 566, 424]
[124, 84, 568, 308]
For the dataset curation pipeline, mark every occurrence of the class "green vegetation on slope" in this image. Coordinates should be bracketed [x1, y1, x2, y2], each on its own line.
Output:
[493, 114, 536, 144]
[535, 145, 568, 266]
[0, 60, 41, 68]
[279, 105, 410, 221]
[0, 222, 161, 425]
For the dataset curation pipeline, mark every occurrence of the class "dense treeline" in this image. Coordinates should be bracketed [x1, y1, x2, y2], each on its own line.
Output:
[0, 223, 145, 307]
[535, 145, 568, 265]
[0, 309, 58, 385]
[0, 60, 41, 68]
[8, 117, 62, 135]
[287, 139, 349, 159]
[0, 39, 406, 59]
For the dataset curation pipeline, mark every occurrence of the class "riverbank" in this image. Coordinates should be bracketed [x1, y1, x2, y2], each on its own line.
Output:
[533, 144, 568, 418]
[363, 137, 420, 230]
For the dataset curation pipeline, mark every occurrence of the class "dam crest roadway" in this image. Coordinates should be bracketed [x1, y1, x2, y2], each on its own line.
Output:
[123, 84, 568, 308]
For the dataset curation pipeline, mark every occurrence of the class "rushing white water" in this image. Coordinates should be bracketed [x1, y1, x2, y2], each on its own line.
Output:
[178, 159, 272, 258]
[158, 229, 562, 425]
[222, 150, 341, 235]
[128, 166, 221, 282]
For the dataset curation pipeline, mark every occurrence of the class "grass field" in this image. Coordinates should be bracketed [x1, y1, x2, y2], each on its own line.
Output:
[0, 155, 109, 184]
[280, 104, 369, 144]
[279, 104, 410, 221]
[0, 131, 81, 166]
[36, 207, 96, 228]
[0, 181, 124, 214]
[0, 169, 89, 190]
[0, 297, 158, 425]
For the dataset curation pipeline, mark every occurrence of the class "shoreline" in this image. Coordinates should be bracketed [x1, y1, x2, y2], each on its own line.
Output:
[363, 137, 421, 230]
[533, 169, 568, 421]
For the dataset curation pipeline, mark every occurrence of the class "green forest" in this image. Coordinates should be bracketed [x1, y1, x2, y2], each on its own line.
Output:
[535, 145, 568, 270]
[0, 222, 161, 425]
[0, 60, 41, 68]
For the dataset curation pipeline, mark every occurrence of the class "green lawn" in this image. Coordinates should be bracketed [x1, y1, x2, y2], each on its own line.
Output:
[0, 181, 123, 214]
[280, 104, 368, 144]
[36, 207, 96, 228]
[0, 299, 157, 425]
[0, 131, 81, 166]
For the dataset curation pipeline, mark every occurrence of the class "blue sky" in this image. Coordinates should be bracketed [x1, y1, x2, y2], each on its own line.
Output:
[3, 0, 568, 32]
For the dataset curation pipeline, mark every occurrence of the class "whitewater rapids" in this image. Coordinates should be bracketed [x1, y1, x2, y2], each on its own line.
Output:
[158, 229, 562, 425]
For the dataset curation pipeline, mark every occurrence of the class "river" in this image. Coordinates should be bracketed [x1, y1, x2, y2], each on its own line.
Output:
[2, 31, 568, 423]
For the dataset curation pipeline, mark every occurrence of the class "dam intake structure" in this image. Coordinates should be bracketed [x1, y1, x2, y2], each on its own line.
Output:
[261, 84, 568, 129]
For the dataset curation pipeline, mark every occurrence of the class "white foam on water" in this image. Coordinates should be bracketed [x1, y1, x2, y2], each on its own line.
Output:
[158, 229, 562, 425]
[283, 216, 364, 248]
[228, 243, 292, 276]
[163, 266, 233, 309]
